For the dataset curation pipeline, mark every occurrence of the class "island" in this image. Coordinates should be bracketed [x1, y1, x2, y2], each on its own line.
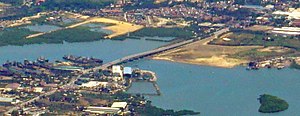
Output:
[258, 94, 289, 113]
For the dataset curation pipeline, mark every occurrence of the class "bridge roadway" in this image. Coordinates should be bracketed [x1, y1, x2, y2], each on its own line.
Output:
[83, 39, 195, 73]
[4, 28, 229, 115]
[82, 28, 229, 73]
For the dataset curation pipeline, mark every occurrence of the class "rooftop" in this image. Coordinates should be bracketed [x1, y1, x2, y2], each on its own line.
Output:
[111, 102, 127, 109]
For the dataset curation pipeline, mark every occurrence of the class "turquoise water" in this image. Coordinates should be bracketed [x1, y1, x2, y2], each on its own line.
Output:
[126, 60, 300, 116]
[22, 24, 62, 32]
[1, 38, 300, 116]
[127, 82, 157, 94]
[0, 39, 165, 64]
[81, 23, 113, 34]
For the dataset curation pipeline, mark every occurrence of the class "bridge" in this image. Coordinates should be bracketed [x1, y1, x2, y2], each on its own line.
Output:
[4, 28, 229, 115]
[83, 39, 194, 73]
[82, 28, 229, 73]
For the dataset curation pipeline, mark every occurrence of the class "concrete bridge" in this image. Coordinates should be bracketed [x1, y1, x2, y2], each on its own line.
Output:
[82, 28, 229, 73]
[82, 39, 195, 73]
[4, 28, 229, 115]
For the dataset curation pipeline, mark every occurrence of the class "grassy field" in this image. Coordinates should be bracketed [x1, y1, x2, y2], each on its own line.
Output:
[130, 27, 194, 38]
[0, 27, 37, 46]
[0, 16, 143, 47]
[152, 36, 259, 68]
[32, 26, 107, 43]
[210, 30, 300, 50]
[151, 28, 300, 68]
[230, 47, 295, 60]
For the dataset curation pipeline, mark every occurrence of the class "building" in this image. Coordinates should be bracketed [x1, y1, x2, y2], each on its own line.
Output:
[112, 65, 123, 80]
[0, 83, 20, 91]
[123, 67, 133, 77]
[33, 87, 43, 93]
[84, 106, 121, 115]
[0, 97, 19, 104]
[112, 65, 122, 75]
[111, 102, 128, 110]
[291, 19, 300, 27]
[81, 81, 108, 88]
[272, 27, 300, 35]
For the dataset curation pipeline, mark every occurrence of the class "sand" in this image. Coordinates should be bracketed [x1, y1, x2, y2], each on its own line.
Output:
[26, 17, 144, 39]
[66, 17, 144, 39]
[152, 35, 261, 68]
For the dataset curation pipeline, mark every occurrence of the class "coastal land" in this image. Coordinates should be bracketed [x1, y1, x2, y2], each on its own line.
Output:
[152, 30, 261, 68]
[153, 25, 300, 68]
[26, 16, 144, 39]
[65, 17, 144, 39]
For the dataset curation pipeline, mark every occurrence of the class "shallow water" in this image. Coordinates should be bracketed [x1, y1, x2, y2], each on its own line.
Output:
[1, 37, 299, 116]
[126, 60, 300, 116]
[21, 24, 62, 32]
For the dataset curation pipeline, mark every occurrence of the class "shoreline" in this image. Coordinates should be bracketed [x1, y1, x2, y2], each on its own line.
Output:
[151, 56, 248, 68]
[149, 33, 259, 68]
[24, 14, 144, 39]
[65, 17, 144, 39]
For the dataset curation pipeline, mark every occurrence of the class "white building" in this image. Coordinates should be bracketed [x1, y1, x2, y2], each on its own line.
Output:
[84, 106, 121, 115]
[0, 97, 19, 104]
[81, 81, 108, 88]
[33, 87, 44, 93]
[112, 65, 124, 81]
[272, 27, 300, 35]
[112, 65, 123, 76]
[111, 102, 128, 109]
[123, 67, 133, 75]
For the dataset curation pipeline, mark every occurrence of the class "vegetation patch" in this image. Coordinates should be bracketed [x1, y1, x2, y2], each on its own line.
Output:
[210, 29, 300, 51]
[37, 0, 116, 10]
[258, 94, 289, 113]
[230, 48, 295, 60]
[0, 26, 106, 47]
[130, 27, 194, 39]
[137, 101, 200, 116]
[0, 27, 37, 46]
[32, 26, 107, 43]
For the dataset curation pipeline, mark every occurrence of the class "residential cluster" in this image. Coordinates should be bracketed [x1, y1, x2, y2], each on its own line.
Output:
[0, 55, 158, 115]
